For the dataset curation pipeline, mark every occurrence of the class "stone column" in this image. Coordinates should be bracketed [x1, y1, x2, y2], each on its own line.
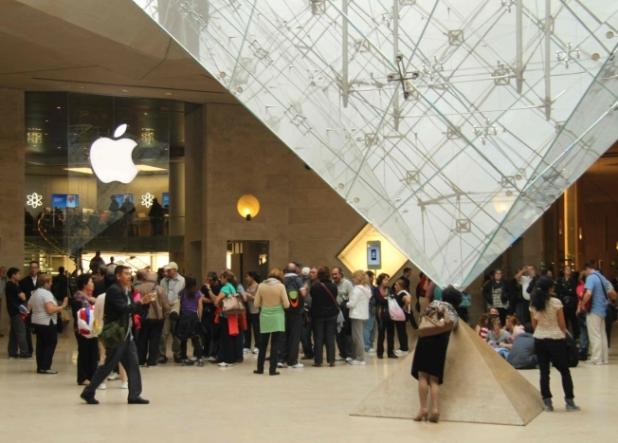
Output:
[0, 89, 25, 268]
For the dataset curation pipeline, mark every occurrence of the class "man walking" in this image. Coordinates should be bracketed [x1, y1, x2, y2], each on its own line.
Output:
[81, 265, 154, 405]
[159, 262, 185, 363]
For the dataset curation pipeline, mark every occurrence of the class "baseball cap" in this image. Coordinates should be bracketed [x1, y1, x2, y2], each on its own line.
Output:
[164, 262, 179, 271]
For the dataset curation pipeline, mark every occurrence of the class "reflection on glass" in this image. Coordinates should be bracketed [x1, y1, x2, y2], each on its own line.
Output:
[135, 0, 618, 287]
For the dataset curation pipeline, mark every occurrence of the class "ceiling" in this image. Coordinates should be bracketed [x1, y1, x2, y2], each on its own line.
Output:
[0, 0, 235, 104]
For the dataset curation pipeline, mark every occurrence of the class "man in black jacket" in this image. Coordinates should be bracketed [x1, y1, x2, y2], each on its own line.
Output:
[6, 267, 30, 358]
[81, 265, 154, 405]
[19, 261, 39, 354]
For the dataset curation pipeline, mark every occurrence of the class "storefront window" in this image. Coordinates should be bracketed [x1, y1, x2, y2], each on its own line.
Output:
[25, 92, 183, 272]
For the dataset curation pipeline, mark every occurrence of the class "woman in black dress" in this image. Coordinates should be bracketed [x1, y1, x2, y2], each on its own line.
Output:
[411, 286, 461, 423]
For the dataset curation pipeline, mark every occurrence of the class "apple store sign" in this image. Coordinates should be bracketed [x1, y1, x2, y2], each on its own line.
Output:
[89, 124, 138, 184]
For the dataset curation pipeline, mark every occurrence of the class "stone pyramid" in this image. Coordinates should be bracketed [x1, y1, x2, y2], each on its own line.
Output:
[351, 323, 543, 426]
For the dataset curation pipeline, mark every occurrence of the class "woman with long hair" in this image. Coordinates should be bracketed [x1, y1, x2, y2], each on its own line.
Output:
[412, 286, 461, 423]
[530, 276, 579, 412]
[373, 273, 396, 359]
[310, 266, 339, 367]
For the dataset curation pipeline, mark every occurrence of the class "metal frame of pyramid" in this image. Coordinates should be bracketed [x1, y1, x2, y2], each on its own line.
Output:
[133, 0, 618, 287]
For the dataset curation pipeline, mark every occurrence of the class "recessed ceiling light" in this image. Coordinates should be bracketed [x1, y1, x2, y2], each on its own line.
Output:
[164, 92, 173, 96]
[56, 146, 63, 150]
[121, 89, 129, 93]
[56, 106, 62, 110]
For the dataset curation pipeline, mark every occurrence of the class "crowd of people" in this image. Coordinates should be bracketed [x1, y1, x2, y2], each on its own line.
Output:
[1, 257, 615, 416]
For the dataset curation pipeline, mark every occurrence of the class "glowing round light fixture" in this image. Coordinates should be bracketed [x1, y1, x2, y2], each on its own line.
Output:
[237, 194, 260, 221]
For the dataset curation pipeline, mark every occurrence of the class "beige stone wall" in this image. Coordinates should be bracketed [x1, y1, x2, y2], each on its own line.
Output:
[0, 89, 25, 268]
[198, 103, 365, 276]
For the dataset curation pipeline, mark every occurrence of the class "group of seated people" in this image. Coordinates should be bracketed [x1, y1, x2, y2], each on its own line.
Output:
[476, 309, 538, 369]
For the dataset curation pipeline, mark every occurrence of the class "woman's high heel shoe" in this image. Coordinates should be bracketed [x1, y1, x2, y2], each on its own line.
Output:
[413, 411, 428, 422]
[429, 412, 440, 423]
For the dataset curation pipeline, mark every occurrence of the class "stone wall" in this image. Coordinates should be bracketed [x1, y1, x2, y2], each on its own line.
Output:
[0, 88, 25, 334]
[194, 103, 366, 276]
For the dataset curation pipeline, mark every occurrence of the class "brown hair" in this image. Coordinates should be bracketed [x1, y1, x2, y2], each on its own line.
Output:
[268, 268, 284, 282]
[317, 266, 330, 283]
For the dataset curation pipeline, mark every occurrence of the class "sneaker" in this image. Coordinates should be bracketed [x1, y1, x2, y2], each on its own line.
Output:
[335, 356, 344, 361]
[368, 348, 375, 354]
[252, 348, 259, 354]
[218, 362, 232, 368]
[290, 363, 304, 369]
[107, 372, 119, 381]
[243, 348, 251, 354]
[394, 350, 403, 356]
[207, 356, 217, 362]
[277, 362, 288, 368]
[120, 382, 128, 390]
[543, 398, 554, 412]
[98, 383, 107, 390]
[350, 360, 366, 365]
[345, 357, 353, 363]
[565, 399, 580, 411]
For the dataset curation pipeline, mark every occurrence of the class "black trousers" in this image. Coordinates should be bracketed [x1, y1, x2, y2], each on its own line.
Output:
[220, 317, 242, 364]
[76, 333, 99, 384]
[33, 323, 57, 371]
[281, 312, 303, 365]
[244, 313, 260, 350]
[395, 321, 409, 351]
[138, 319, 164, 365]
[83, 336, 142, 400]
[535, 338, 575, 400]
[376, 317, 395, 357]
[301, 313, 314, 358]
[257, 331, 283, 374]
[564, 306, 580, 340]
[313, 316, 337, 365]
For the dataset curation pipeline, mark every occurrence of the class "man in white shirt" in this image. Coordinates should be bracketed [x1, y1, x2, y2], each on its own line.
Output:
[158, 262, 185, 363]
[515, 265, 537, 324]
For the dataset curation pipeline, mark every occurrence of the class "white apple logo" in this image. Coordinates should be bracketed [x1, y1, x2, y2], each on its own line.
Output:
[89, 124, 138, 184]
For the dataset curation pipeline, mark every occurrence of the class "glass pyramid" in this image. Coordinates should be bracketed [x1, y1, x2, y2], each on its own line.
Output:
[134, 0, 618, 288]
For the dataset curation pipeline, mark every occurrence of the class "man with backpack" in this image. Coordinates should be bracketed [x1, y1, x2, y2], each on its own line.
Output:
[280, 263, 307, 368]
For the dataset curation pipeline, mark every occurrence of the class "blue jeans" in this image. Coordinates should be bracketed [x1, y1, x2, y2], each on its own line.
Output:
[363, 315, 376, 351]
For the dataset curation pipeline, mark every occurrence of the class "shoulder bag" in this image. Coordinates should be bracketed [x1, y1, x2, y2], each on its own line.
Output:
[222, 292, 245, 315]
[418, 305, 454, 338]
[321, 283, 345, 333]
[387, 296, 406, 321]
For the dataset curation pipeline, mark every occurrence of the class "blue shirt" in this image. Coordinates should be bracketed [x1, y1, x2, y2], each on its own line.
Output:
[585, 271, 609, 317]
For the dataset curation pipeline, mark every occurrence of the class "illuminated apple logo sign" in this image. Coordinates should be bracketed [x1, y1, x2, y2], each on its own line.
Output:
[89, 124, 138, 184]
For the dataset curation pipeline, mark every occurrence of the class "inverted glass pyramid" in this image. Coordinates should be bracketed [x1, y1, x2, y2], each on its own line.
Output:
[134, 0, 618, 288]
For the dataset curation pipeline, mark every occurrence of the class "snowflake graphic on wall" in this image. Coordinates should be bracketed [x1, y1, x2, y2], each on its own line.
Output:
[140, 192, 154, 208]
[26, 192, 43, 209]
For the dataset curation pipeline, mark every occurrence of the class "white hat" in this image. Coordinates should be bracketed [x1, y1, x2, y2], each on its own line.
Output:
[301, 267, 310, 276]
[164, 262, 179, 271]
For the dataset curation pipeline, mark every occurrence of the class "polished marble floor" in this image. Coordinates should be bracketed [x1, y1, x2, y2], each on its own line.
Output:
[0, 329, 616, 443]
